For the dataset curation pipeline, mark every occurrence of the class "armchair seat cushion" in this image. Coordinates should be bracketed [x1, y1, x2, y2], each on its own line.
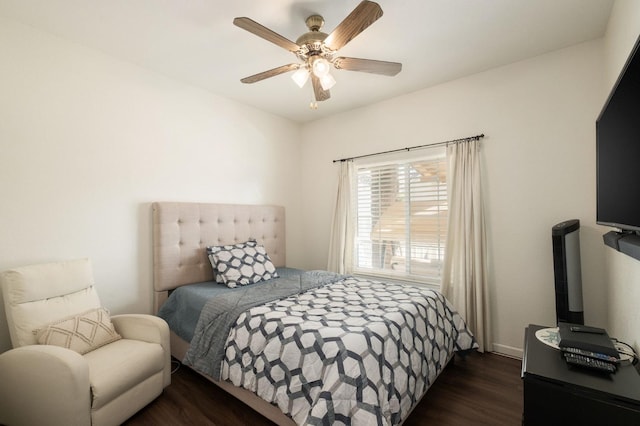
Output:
[84, 339, 164, 410]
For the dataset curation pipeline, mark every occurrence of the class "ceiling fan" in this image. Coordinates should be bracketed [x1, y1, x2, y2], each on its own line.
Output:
[233, 0, 402, 108]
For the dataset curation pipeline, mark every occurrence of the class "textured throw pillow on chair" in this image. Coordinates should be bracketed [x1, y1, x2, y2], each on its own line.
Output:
[34, 307, 122, 355]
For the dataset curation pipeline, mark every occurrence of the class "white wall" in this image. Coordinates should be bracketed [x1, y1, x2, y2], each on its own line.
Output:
[602, 0, 640, 353]
[0, 18, 303, 352]
[300, 40, 606, 357]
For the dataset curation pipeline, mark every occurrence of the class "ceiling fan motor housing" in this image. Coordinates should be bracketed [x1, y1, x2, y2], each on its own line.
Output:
[296, 14, 333, 62]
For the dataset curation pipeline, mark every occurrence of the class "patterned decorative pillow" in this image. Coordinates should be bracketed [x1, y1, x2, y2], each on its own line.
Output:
[207, 240, 257, 284]
[207, 240, 279, 288]
[34, 307, 122, 355]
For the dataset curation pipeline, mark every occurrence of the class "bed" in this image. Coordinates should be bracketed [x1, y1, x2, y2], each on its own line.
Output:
[152, 202, 477, 425]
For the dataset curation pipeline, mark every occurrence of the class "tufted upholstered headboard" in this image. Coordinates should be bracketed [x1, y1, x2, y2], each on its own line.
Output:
[152, 202, 285, 313]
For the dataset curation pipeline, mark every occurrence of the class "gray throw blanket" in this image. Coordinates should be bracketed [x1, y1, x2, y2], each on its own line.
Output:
[183, 270, 345, 380]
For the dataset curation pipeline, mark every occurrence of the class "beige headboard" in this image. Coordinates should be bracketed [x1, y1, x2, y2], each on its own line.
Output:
[152, 202, 285, 313]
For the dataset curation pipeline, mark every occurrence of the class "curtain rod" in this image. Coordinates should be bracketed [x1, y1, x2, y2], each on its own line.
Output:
[332, 133, 485, 163]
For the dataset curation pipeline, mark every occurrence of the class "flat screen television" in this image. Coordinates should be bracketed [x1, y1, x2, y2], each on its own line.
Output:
[596, 34, 640, 233]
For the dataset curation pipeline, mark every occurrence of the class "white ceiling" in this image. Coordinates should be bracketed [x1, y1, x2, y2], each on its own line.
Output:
[0, 0, 614, 123]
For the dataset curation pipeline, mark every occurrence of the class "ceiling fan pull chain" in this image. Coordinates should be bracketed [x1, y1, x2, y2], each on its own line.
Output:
[309, 96, 318, 109]
[309, 84, 319, 109]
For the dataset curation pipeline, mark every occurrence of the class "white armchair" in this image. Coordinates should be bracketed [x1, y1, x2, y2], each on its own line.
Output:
[0, 258, 171, 426]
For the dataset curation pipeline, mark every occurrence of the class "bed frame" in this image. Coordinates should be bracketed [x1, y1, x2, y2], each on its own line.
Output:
[152, 201, 294, 425]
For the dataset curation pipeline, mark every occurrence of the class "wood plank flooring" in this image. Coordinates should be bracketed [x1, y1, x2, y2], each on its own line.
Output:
[124, 352, 523, 425]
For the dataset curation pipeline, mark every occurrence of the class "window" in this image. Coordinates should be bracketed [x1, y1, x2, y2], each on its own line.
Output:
[353, 148, 447, 285]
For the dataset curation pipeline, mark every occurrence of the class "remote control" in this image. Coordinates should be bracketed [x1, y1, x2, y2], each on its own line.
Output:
[562, 346, 620, 363]
[564, 352, 617, 374]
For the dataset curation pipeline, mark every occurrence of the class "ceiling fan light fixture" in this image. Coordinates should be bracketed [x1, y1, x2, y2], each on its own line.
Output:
[311, 56, 331, 78]
[320, 73, 336, 90]
[291, 67, 310, 88]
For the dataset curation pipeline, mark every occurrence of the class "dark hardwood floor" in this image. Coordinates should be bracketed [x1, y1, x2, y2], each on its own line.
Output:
[124, 352, 523, 425]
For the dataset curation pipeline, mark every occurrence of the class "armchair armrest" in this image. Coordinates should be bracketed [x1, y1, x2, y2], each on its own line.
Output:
[0, 345, 91, 426]
[111, 314, 171, 387]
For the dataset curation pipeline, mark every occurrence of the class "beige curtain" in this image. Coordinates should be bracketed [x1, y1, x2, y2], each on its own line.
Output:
[327, 161, 354, 274]
[441, 139, 491, 352]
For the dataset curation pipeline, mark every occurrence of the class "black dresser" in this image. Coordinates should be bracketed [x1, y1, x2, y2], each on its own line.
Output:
[521, 324, 640, 425]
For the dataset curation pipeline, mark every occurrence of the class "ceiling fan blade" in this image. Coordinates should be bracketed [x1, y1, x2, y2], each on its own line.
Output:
[233, 17, 300, 52]
[324, 1, 383, 51]
[333, 57, 402, 76]
[311, 74, 331, 101]
[240, 63, 300, 84]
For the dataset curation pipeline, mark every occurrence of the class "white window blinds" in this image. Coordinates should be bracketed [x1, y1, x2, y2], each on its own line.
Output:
[353, 149, 447, 285]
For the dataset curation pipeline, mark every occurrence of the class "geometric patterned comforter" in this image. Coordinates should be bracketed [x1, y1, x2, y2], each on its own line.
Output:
[220, 276, 477, 425]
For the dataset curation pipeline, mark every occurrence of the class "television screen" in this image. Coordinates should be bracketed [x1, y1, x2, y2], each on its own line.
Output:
[596, 34, 640, 233]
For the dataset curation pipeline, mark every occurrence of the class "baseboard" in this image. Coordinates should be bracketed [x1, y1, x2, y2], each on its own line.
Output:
[491, 343, 523, 359]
